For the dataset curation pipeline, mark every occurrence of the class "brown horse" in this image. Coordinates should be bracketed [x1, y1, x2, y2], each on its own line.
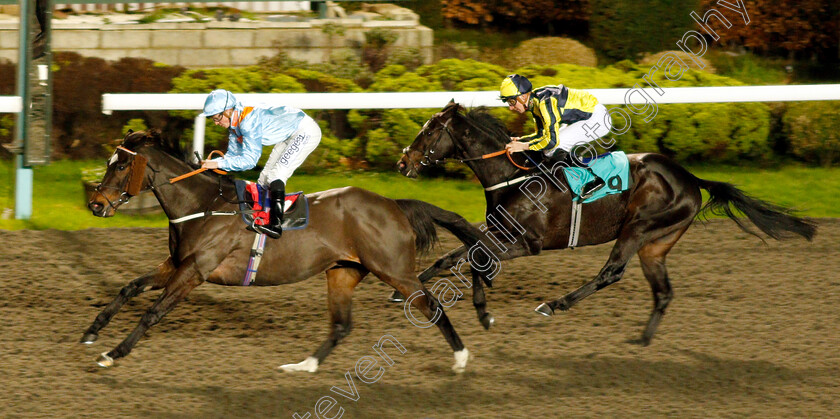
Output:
[396, 102, 817, 346]
[83, 129, 480, 373]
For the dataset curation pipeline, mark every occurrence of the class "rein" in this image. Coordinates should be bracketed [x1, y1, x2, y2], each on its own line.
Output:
[169, 150, 228, 184]
[414, 117, 535, 172]
[101, 145, 250, 223]
[459, 149, 533, 171]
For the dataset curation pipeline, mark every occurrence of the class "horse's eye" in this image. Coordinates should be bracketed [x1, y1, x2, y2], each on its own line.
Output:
[117, 165, 126, 171]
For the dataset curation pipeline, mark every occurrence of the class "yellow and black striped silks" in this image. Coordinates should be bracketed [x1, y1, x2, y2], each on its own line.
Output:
[520, 85, 599, 152]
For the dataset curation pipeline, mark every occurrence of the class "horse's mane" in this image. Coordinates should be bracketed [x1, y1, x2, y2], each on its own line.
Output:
[457, 107, 510, 148]
[122, 129, 188, 161]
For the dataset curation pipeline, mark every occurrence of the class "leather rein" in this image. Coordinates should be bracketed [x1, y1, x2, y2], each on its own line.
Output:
[411, 118, 534, 172]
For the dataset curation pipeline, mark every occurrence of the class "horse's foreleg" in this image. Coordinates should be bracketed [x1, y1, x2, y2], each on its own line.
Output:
[467, 242, 535, 328]
[279, 267, 366, 373]
[470, 265, 493, 330]
[80, 257, 175, 344]
[96, 258, 202, 367]
[418, 245, 468, 283]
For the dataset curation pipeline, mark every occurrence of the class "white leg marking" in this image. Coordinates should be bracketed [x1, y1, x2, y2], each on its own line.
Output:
[452, 348, 471, 373]
[278, 356, 319, 373]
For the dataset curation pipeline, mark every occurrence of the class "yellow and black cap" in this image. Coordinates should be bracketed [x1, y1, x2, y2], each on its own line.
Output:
[499, 74, 532, 101]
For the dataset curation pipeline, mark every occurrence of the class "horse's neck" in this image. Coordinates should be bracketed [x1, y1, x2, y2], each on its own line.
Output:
[147, 150, 234, 219]
[454, 129, 523, 188]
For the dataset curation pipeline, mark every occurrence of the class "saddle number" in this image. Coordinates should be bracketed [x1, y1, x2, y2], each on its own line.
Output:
[608, 175, 622, 191]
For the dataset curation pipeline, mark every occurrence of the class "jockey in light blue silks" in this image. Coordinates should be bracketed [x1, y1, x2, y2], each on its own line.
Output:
[202, 89, 321, 239]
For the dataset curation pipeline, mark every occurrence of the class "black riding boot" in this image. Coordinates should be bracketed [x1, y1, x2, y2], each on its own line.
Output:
[255, 180, 285, 239]
[550, 149, 605, 200]
[579, 169, 605, 200]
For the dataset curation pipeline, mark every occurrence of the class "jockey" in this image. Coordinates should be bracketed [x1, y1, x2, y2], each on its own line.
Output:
[202, 89, 321, 239]
[500, 74, 613, 199]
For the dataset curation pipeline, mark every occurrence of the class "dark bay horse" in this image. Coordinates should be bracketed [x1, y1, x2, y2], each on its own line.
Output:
[84, 129, 479, 373]
[396, 102, 816, 346]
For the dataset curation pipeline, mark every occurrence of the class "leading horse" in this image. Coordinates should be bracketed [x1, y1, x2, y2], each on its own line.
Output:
[396, 102, 816, 346]
[83, 129, 480, 373]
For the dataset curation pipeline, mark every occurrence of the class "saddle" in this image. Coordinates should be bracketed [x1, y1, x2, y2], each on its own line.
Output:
[562, 151, 631, 203]
[233, 180, 309, 231]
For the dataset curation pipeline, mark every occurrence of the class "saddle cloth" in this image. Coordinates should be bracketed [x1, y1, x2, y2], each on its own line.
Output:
[234, 180, 309, 230]
[563, 151, 630, 203]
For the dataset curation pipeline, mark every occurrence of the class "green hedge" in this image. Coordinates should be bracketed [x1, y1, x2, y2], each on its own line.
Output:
[170, 58, 772, 169]
[511, 62, 771, 162]
[783, 101, 840, 166]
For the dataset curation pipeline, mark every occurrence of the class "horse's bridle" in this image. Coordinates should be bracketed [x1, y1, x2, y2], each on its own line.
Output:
[405, 114, 533, 171]
[93, 144, 244, 222]
[92, 146, 150, 212]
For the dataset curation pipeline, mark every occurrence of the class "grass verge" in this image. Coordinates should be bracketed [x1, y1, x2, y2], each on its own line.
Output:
[0, 159, 836, 231]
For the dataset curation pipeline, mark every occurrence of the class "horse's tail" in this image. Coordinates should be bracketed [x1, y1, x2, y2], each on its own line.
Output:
[695, 177, 817, 241]
[395, 199, 481, 256]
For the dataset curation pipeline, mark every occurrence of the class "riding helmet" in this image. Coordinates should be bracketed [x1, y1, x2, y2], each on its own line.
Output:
[499, 74, 533, 101]
[203, 89, 237, 116]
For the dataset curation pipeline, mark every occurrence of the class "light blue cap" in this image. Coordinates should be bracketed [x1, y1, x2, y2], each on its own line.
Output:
[203, 89, 236, 116]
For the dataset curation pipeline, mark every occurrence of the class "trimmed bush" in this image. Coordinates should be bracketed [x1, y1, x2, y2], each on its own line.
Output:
[783, 101, 840, 166]
[509, 37, 598, 68]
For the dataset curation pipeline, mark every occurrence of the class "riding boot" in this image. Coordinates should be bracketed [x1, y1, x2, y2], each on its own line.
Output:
[254, 180, 285, 239]
[579, 168, 606, 200]
[551, 149, 605, 200]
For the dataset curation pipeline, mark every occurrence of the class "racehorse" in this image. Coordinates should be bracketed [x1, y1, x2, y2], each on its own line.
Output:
[396, 101, 817, 346]
[83, 129, 480, 373]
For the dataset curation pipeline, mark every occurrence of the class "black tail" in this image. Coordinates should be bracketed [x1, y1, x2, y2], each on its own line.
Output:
[395, 199, 482, 256]
[696, 178, 816, 241]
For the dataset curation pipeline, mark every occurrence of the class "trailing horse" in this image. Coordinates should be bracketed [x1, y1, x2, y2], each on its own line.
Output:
[395, 101, 816, 346]
[83, 129, 480, 373]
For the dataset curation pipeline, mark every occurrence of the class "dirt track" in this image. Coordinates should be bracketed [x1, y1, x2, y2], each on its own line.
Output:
[1, 219, 838, 418]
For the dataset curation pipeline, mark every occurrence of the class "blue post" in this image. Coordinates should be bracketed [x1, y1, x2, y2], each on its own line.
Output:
[14, 0, 32, 220]
[14, 155, 33, 220]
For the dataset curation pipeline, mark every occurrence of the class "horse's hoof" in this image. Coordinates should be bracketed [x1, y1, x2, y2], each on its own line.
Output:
[80, 332, 98, 345]
[96, 352, 114, 368]
[278, 356, 319, 373]
[388, 291, 405, 303]
[479, 313, 494, 330]
[452, 348, 471, 374]
[534, 303, 554, 317]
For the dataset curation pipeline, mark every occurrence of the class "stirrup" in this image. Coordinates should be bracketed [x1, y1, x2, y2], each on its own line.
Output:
[579, 179, 605, 200]
[254, 223, 282, 239]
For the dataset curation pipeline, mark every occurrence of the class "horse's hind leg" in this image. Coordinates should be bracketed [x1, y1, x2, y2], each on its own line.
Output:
[636, 226, 688, 346]
[279, 266, 367, 373]
[389, 245, 468, 303]
[80, 257, 175, 344]
[388, 274, 470, 373]
[96, 259, 202, 367]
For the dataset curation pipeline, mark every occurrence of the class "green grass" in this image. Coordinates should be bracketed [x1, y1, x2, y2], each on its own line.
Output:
[0, 160, 487, 230]
[1, 159, 837, 231]
[686, 164, 839, 218]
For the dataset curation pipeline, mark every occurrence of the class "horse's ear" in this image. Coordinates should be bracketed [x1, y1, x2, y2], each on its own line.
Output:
[443, 100, 460, 114]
